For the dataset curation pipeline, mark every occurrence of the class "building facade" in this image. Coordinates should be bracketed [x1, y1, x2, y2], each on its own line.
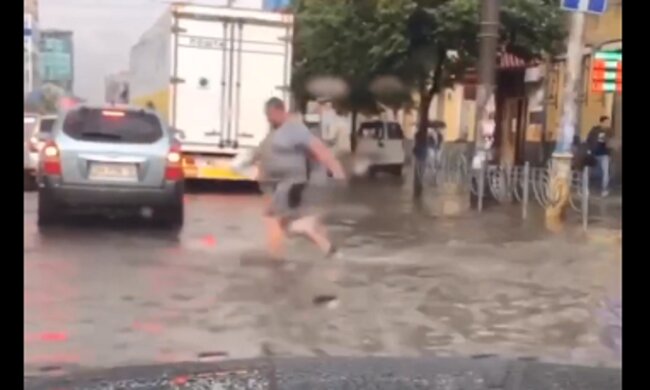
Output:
[544, 1, 622, 181]
[416, 1, 622, 174]
[24, 13, 39, 96]
[24, 0, 39, 18]
[263, 0, 291, 11]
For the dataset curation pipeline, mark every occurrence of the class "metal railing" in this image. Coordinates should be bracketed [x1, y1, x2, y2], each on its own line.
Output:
[415, 148, 470, 191]
[420, 152, 591, 229]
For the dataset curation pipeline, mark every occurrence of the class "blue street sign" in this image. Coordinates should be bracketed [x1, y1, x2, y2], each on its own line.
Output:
[561, 0, 608, 14]
[263, 0, 291, 11]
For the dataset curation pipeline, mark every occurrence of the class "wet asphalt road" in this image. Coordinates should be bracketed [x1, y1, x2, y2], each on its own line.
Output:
[24, 180, 621, 375]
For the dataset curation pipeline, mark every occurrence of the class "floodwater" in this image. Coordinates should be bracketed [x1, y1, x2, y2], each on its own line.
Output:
[24, 179, 621, 375]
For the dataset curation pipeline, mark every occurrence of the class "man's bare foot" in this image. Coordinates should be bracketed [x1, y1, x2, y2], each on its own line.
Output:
[325, 244, 342, 260]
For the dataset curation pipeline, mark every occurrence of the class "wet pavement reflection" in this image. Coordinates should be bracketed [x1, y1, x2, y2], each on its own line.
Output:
[24, 180, 621, 375]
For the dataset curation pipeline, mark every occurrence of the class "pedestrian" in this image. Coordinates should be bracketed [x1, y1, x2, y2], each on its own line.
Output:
[252, 97, 346, 260]
[426, 120, 445, 167]
[412, 120, 445, 183]
[586, 116, 612, 197]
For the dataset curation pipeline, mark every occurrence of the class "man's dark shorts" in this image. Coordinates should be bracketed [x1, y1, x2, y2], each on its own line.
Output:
[260, 180, 310, 220]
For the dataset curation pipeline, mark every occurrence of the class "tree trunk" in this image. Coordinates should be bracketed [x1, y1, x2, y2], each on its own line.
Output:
[413, 91, 431, 198]
[413, 57, 445, 199]
[350, 109, 358, 153]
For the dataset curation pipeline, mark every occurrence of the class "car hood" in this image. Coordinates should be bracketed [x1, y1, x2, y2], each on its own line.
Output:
[25, 356, 621, 390]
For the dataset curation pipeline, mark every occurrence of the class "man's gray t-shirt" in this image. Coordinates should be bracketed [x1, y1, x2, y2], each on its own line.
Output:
[260, 120, 317, 183]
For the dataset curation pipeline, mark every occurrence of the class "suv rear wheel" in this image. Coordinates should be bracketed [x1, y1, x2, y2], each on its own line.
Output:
[157, 198, 184, 229]
[24, 171, 36, 191]
[37, 190, 62, 227]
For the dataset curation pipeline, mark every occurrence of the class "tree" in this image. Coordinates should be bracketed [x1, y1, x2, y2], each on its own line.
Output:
[24, 83, 67, 114]
[293, 0, 566, 183]
[401, 0, 565, 153]
[292, 0, 413, 112]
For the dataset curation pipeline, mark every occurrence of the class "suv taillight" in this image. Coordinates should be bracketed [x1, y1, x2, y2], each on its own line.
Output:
[165, 144, 183, 181]
[42, 141, 62, 175]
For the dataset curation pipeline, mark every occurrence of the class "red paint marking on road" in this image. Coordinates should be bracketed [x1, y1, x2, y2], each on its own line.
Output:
[166, 245, 182, 253]
[40, 332, 68, 342]
[155, 352, 181, 363]
[201, 234, 216, 247]
[25, 332, 69, 343]
[36, 260, 78, 276]
[132, 321, 164, 334]
[28, 353, 81, 364]
[173, 376, 189, 385]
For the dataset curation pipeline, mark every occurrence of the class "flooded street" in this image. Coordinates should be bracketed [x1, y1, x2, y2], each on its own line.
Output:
[24, 181, 621, 375]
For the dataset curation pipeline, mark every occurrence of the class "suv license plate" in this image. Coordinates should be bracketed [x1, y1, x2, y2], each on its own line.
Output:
[89, 163, 137, 181]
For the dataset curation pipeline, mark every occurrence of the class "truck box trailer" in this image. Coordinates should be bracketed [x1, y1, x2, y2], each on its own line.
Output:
[129, 3, 293, 180]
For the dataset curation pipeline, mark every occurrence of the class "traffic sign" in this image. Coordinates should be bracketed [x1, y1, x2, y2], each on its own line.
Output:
[561, 0, 608, 14]
[592, 50, 621, 92]
[24, 13, 32, 37]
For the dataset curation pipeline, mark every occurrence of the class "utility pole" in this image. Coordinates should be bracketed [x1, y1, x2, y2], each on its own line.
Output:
[555, 11, 586, 155]
[472, 0, 500, 168]
[546, 11, 586, 223]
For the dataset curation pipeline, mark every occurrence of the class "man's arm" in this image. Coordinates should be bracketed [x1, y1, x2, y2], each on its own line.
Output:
[231, 132, 270, 178]
[307, 137, 346, 180]
[293, 124, 346, 180]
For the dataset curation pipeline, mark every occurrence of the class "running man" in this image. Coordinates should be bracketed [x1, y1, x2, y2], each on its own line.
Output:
[255, 97, 346, 260]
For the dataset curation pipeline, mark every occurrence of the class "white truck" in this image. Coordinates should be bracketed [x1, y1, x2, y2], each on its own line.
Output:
[129, 3, 293, 181]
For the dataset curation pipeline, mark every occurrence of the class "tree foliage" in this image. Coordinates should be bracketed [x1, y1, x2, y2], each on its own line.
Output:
[292, 0, 566, 116]
[292, 0, 413, 112]
[24, 83, 67, 114]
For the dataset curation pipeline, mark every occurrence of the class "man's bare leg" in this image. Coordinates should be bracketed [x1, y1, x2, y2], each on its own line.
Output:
[289, 214, 336, 255]
[265, 216, 287, 260]
[261, 192, 287, 260]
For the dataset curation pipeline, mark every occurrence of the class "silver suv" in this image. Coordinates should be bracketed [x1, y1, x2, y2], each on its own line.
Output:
[36, 105, 184, 228]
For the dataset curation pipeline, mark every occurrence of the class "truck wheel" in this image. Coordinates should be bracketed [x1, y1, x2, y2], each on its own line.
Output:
[37, 190, 62, 227]
[158, 199, 184, 229]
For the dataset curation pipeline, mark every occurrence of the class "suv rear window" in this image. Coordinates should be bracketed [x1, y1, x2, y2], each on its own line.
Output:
[63, 109, 163, 144]
[40, 118, 56, 134]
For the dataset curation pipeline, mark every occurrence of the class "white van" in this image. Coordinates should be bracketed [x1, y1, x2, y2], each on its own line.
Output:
[355, 120, 406, 177]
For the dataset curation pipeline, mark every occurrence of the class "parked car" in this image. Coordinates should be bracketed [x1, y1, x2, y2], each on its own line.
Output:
[24, 114, 57, 189]
[36, 105, 184, 227]
[354, 120, 406, 177]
